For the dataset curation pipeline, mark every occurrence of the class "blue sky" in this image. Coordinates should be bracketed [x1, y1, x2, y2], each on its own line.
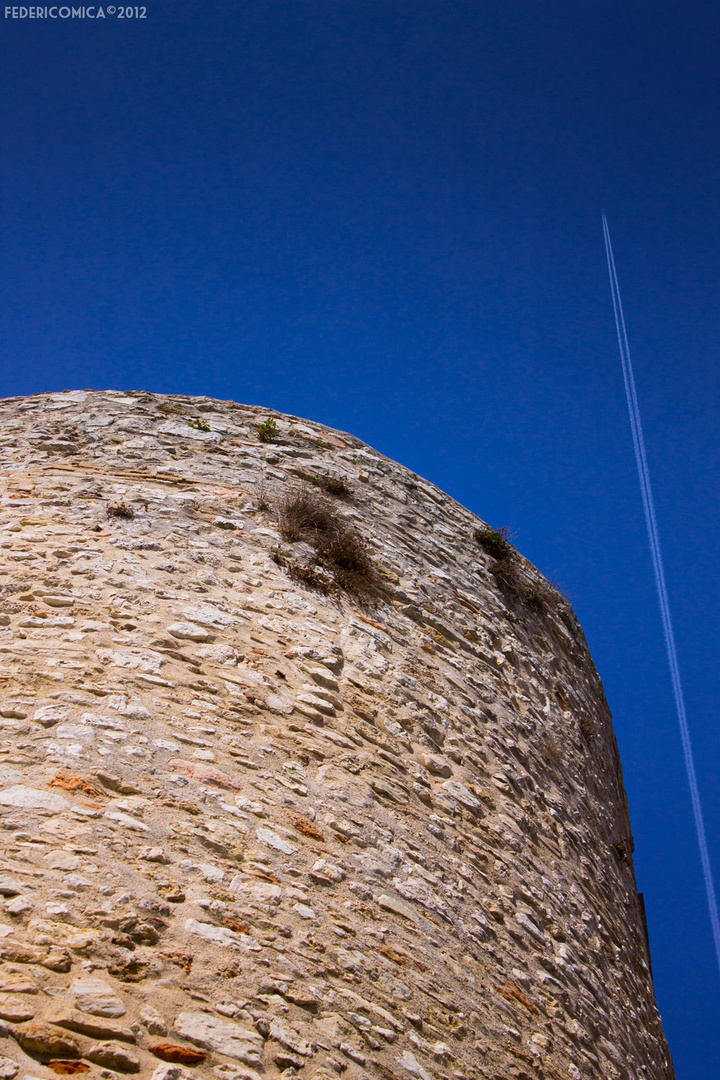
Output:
[2, 2, 719, 1073]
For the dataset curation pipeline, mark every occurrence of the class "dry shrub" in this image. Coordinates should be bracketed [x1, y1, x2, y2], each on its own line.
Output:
[308, 473, 353, 498]
[522, 583, 550, 613]
[316, 527, 377, 595]
[474, 525, 513, 559]
[578, 712, 596, 743]
[276, 486, 384, 600]
[613, 840, 629, 864]
[107, 502, 134, 519]
[490, 557, 550, 613]
[156, 401, 188, 416]
[255, 479, 270, 511]
[286, 560, 335, 595]
[489, 556, 518, 589]
[277, 487, 337, 542]
[539, 732, 562, 768]
[474, 523, 552, 613]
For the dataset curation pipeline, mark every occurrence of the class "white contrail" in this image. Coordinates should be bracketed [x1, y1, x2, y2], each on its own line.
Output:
[602, 214, 720, 976]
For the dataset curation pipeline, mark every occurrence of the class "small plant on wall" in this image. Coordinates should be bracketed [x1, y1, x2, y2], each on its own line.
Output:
[256, 418, 278, 443]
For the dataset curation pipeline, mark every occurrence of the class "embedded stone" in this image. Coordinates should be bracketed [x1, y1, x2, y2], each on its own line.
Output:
[0, 972, 38, 994]
[0, 879, 25, 898]
[69, 978, 126, 1018]
[267, 1018, 312, 1057]
[44, 1062, 90, 1076]
[150, 1065, 198, 1080]
[173, 1012, 264, 1065]
[440, 780, 483, 813]
[419, 752, 453, 778]
[167, 623, 214, 642]
[12, 1021, 81, 1058]
[86, 1041, 141, 1072]
[398, 1050, 433, 1080]
[184, 918, 257, 949]
[0, 1057, 19, 1080]
[139, 1006, 167, 1037]
[0, 993, 36, 1022]
[255, 827, 296, 855]
[28, 921, 98, 950]
[0, 787, 69, 812]
[44, 1005, 136, 1043]
[377, 894, 421, 924]
[150, 1046, 207, 1066]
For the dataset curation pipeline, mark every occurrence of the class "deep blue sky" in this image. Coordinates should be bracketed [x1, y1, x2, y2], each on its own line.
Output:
[2, 2, 719, 1073]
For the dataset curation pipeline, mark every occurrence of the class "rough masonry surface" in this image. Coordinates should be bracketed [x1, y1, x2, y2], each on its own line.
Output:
[0, 390, 674, 1080]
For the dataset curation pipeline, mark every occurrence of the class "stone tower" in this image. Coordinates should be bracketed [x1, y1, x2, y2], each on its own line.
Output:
[0, 390, 674, 1080]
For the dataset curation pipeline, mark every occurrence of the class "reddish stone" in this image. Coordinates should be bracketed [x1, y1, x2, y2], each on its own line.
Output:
[150, 1045, 207, 1065]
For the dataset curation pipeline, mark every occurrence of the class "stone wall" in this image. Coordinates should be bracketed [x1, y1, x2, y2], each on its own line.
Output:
[0, 390, 674, 1080]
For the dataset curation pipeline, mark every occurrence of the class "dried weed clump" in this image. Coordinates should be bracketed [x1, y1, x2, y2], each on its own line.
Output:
[275, 486, 383, 600]
[255, 480, 270, 512]
[277, 488, 338, 543]
[539, 732, 562, 768]
[307, 472, 353, 499]
[285, 560, 335, 595]
[578, 712, 596, 743]
[473, 525, 513, 560]
[316, 527, 377, 596]
[491, 558, 550, 611]
[475, 525, 551, 613]
[107, 503, 135, 519]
